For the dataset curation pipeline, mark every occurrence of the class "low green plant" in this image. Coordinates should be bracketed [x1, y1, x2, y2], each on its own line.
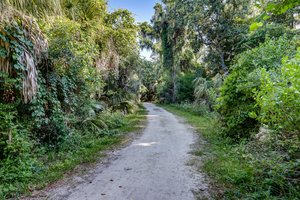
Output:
[0, 104, 41, 199]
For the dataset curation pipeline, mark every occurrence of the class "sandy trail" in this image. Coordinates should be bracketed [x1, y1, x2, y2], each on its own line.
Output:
[44, 103, 209, 200]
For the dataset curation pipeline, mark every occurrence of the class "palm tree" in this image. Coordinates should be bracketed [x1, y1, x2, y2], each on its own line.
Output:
[1, 0, 62, 17]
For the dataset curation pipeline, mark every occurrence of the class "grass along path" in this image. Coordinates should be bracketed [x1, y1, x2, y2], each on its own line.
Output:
[11, 106, 148, 199]
[39, 102, 210, 200]
[161, 104, 299, 200]
[36, 107, 148, 188]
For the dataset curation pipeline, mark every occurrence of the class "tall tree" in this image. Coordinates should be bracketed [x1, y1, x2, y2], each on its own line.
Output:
[185, 0, 251, 75]
[151, 1, 189, 102]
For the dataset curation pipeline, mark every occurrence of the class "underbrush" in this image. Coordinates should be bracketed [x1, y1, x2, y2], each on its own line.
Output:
[0, 106, 147, 199]
[162, 104, 300, 200]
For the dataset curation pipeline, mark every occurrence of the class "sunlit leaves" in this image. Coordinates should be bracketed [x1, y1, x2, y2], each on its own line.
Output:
[250, 22, 264, 31]
[250, 0, 299, 31]
[265, 0, 300, 14]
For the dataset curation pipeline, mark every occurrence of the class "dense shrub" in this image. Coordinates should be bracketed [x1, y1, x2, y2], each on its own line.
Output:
[176, 73, 196, 103]
[194, 73, 223, 110]
[253, 50, 300, 162]
[256, 49, 300, 134]
[0, 103, 41, 199]
[157, 77, 173, 103]
[241, 24, 296, 50]
[218, 36, 298, 140]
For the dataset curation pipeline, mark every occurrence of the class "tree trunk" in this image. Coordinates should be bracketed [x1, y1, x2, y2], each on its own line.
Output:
[219, 50, 228, 75]
[207, 99, 213, 112]
[172, 63, 177, 103]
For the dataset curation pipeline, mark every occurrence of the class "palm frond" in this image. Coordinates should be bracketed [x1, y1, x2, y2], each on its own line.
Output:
[212, 73, 223, 88]
[0, 6, 48, 103]
[0, 0, 62, 18]
[193, 77, 209, 102]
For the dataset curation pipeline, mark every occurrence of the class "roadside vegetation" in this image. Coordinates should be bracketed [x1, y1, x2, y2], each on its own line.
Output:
[163, 104, 299, 199]
[0, 106, 146, 198]
[1, 0, 299, 199]
[145, 0, 300, 199]
[0, 1, 149, 198]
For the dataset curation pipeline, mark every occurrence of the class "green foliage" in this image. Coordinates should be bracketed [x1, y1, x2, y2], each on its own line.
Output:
[0, 1, 144, 198]
[164, 104, 300, 200]
[250, 22, 263, 31]
[62, 0, 107, 21]
[0, 103, 17, 159]
[105, 9, 138, 57]
[193, 73, 223, 111]
[185, 0, 251, 74]
[0, 105, 146, 198]
[138, 22, 156, 50]
[0, 103, 40, 199]
[157, 77, 173, 103]
[204, 141, 300, 199]
[250, 0, 299, 32]
[194, 77, 209, 103]
[154, 1, 300, 199]
[256, 49, 300, 135]
[0, 74, 39, 197]
[218, 36, 298, 140]
[1, 0, 299, 199]
[176, 73, 196, 103]
[243, 24, 296, 50]
[140, 60, 160, 102]
[151, 1, 193, 102]
[1, 0, 62, 17]
[0, 21, 38, 103]
[265, 0, 300, 15]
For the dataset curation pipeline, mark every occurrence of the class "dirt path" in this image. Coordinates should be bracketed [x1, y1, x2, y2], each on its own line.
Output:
[39, 103, 210, 200]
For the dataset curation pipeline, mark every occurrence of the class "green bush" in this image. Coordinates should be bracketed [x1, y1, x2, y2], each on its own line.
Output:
[218, 36, 298, 140]
[253, 49, 300, 161]
[194, 73, 223, 110]
[0, 104, 41, 199]
[157, 78, 173, 103]
[205, 140, 300, 199]
[256, 49, 300, 135]
[241, 24, 296, 50]
[176, 73, 196, 103]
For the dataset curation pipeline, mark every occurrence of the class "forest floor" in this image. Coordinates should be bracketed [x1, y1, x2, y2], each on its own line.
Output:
[23, 103, 211, 200]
